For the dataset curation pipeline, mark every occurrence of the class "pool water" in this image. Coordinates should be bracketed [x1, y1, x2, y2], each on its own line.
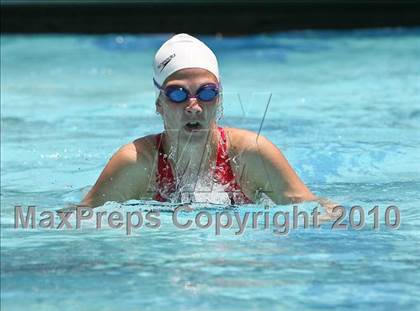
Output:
[1, 28, 420, 310]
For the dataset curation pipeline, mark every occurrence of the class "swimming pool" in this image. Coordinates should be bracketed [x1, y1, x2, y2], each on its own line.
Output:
[1, 28, 420, 310]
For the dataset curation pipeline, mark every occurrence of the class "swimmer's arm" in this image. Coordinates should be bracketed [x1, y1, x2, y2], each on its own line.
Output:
[81, 144, 150, 208]
[243, 141, 340, 218]
[238, 134, 317, 204]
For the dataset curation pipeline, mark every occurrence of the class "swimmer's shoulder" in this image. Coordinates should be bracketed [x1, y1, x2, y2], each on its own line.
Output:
[113, 134, 158, 169]
[223, 127, 272, 154]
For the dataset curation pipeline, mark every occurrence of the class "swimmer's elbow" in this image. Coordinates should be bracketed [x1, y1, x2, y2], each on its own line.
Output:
[79, 195, 98, 209]
[80, 190, 108, 209]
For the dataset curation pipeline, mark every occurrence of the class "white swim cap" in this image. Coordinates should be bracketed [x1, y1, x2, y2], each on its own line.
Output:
[153, 33, 219, 87]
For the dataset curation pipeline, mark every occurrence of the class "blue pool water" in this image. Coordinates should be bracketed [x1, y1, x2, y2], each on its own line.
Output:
[1, 28, 420, 310]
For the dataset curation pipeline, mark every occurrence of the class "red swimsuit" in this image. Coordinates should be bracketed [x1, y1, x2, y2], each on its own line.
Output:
[153, 127, 252, 205]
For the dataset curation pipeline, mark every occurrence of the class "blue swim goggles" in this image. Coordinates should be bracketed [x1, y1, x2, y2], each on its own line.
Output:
[153, 78, 220, 104]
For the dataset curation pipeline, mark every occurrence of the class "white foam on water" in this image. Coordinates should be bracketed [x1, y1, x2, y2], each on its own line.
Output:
[183, 179, 232, 205]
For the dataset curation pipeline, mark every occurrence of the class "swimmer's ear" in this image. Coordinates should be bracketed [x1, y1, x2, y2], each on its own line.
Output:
[155, 97, 163, 115]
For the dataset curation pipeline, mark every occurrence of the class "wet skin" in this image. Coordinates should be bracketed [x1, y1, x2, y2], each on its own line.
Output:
[82, 68, 321, 208]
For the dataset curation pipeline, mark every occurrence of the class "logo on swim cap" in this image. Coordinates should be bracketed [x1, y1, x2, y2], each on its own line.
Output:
[158, 53, 176, 72]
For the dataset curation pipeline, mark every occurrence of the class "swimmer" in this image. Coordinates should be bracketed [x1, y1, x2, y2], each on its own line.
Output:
[80, 33, 334, 210]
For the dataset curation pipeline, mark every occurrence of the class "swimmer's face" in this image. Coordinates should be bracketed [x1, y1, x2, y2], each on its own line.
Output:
[156, 68, 220, 141]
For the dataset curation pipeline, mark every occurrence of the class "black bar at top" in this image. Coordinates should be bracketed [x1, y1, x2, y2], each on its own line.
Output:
[2, 1, 420, 34]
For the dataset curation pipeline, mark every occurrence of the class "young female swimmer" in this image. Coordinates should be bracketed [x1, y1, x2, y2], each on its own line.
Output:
[80, 34, 336, 212]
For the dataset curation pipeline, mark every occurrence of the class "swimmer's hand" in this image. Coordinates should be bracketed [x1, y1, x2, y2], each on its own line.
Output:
[313, 197, 342, 223]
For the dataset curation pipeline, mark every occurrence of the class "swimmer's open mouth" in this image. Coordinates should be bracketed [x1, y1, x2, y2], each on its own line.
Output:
[184, 121, 203, 131]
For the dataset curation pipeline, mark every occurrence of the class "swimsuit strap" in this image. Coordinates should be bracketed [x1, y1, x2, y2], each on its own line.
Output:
[215, 127, 236, 185]
[215, 127, 252, 204]
[154, 133, 175, 202]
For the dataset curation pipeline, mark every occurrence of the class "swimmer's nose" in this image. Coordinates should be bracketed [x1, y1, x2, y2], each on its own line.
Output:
[185, 98, 203, 115]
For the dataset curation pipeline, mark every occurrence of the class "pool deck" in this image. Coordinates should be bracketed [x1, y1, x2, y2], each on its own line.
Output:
[1, 0, 420, 34]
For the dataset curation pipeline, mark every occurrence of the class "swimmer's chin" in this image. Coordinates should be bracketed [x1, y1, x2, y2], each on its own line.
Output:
[178, 126, 212, 139]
